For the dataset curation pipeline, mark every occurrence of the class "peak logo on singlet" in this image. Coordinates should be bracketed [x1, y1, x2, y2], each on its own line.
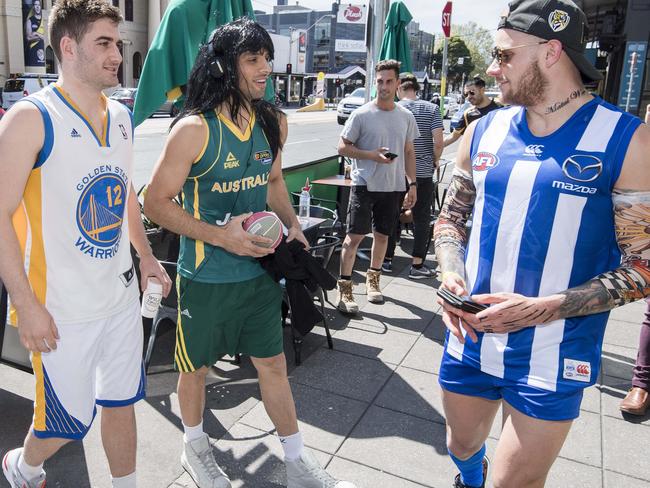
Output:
[472, 152, 500, 171]
[74, 165, 128, 259]
[224, 152, 240, 169]
[211, 173, 269, 193]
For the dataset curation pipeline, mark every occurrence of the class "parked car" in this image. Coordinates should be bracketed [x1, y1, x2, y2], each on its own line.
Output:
[110, 87, 180, 117]
[109, 87, 137, 110]
[2, 73, 58, 110]
[336, 87, 365, 125]
[450, 101, 472, 131]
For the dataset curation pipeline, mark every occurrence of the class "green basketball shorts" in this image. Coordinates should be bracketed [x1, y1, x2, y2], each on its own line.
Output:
[174, 272, 283, 372]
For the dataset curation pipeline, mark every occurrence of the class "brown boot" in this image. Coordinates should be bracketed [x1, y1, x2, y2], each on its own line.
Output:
[620, 387, 650, 415]
[337, 279, 359, 314]
[366, 269, 383, 303]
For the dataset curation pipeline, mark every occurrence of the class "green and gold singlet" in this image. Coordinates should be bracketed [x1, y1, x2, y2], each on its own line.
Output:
[178, 110, 275, 283]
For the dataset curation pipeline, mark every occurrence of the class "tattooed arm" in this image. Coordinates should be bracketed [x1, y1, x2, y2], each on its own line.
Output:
[434, 120, 480, 343]
[462, 123, 650, 334]
[434, 119, 479, 282]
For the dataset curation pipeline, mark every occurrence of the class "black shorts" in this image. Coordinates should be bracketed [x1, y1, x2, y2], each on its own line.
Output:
[347, 185, 402, 236]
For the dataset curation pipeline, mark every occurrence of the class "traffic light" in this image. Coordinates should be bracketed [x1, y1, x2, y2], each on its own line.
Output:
[286, 63, 292, 74]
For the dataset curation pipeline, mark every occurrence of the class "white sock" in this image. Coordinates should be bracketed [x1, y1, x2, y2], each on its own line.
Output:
[183, 420, 204, 443]
[279, 431, 304, 461]
[111, 471, 136, 488]
[17, 452, 43, 480]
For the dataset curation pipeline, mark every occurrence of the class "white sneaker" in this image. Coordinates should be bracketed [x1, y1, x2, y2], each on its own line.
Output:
[2, 448, 46, 488]
[181, 434, 231, 488]
[286, 450, 357, 488]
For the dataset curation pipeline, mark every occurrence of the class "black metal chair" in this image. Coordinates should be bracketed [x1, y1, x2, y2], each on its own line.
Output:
[291, 203, 342, 241]
[282, 234, 341, 365]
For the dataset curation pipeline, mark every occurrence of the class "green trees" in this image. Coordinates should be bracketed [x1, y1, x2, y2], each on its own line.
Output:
[432, 22, 495, 92]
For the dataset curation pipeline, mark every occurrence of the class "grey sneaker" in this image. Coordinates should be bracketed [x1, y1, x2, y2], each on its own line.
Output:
[286, 450, 357, 488]
[336, 279, 359, 314]
[181, 434, 231, 488]
[409, 264, 433, 279]
[2, 448, 46, 488]
[365, 269, 383, 303]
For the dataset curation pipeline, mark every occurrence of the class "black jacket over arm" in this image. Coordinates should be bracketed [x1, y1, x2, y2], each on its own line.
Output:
[258, 239, 337, 336]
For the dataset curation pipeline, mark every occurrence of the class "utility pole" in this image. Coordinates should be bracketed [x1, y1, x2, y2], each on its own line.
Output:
[365, 0, 389, 102]
[441, 2, 452, 115]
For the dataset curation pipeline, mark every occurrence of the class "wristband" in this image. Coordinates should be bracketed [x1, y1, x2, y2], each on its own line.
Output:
[408, 181, 418, 188]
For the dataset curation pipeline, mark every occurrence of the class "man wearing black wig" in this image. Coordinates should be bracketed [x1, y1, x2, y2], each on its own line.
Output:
[144, 18, 357, 488]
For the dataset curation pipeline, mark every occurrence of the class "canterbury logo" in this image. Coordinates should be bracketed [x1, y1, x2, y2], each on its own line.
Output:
[224, 152, 240, 169]
[70, 128, 81, 138]
[523, 144, 544, 156]
[180, 308, 192, 319]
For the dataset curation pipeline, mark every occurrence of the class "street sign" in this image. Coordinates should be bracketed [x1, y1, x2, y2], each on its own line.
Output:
[442, 2, 452, 38]
[617, 41, 647, 114]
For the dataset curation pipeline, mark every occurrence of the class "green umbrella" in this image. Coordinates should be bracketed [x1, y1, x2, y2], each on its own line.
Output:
[378, 1, 413, 74]
[133, 0, 273, 126]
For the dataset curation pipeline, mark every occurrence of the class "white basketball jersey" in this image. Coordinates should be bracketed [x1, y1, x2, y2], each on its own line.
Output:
[10, 84, 138, 325]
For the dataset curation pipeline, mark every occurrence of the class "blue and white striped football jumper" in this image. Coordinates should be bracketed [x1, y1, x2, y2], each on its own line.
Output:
[440, 97, 642, 414]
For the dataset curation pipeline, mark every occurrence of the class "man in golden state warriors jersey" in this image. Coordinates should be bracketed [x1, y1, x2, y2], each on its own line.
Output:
[0, 2, 171, 487]
[433, 1, 650, 487]
[144, 18, 357, 488]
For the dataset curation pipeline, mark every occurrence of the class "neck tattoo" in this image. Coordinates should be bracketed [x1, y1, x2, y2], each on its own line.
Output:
[545, 88, 586, 114]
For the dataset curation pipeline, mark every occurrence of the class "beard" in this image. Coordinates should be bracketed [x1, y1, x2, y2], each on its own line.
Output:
[503, 60, 548, 107]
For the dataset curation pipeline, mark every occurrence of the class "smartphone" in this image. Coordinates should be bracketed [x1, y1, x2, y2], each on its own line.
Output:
[384, 152, 398, 160]
[437, 288, 488, 313]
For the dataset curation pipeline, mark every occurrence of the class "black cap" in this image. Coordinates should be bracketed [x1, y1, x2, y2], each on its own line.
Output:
[498, 0, 602, 82]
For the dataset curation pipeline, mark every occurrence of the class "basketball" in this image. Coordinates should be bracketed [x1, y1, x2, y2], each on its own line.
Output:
[242, 211, 283, 249]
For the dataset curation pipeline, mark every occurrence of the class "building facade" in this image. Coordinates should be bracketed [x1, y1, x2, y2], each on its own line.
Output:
[1, 0, 152, 89]
[256, 3, 434, 77]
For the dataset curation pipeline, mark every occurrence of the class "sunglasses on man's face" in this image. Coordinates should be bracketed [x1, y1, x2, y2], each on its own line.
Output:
[490, 41, 549, 65]
[464, 90, 476, 96]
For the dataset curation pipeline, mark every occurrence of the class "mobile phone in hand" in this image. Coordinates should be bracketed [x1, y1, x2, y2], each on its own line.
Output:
[384, 152, 398, 160]
[437, 288, 488, 313]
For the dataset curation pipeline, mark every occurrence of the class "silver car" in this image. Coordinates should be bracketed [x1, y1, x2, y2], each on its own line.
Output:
[336, 87, 365, 125]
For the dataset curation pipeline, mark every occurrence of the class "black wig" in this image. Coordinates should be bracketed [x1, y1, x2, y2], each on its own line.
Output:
[174, 17, 284, 158]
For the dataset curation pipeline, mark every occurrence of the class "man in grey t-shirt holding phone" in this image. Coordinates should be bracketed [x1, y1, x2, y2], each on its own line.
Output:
[336, 59, 419, 313]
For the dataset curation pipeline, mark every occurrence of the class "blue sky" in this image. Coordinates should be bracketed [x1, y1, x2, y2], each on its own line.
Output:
[251, 0, 510, 36]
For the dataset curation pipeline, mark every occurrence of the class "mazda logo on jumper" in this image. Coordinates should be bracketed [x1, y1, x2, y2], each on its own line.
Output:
[562, 155, 603, 183]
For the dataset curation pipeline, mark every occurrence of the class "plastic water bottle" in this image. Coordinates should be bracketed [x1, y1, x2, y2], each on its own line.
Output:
[298, 178, 311, 227]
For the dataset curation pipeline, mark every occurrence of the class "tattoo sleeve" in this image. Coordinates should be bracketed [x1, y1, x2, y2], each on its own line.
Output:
[433, 168, 476, 280]
[557, 189, 650, 318]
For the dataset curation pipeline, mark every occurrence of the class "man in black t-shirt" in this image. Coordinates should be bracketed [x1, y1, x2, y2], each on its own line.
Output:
[443, 77, 501, 147]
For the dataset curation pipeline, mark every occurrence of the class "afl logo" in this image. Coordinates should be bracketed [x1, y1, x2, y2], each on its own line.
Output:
[472, 152, 500, 171]
[343, 5, 363, 21]
[76, 174, 126, 247]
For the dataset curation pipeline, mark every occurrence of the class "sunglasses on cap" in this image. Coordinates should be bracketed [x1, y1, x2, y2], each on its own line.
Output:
[490, 41, 548, 65]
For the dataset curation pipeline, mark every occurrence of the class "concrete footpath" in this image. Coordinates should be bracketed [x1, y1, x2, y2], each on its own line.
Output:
[1, 244, 649, 487]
